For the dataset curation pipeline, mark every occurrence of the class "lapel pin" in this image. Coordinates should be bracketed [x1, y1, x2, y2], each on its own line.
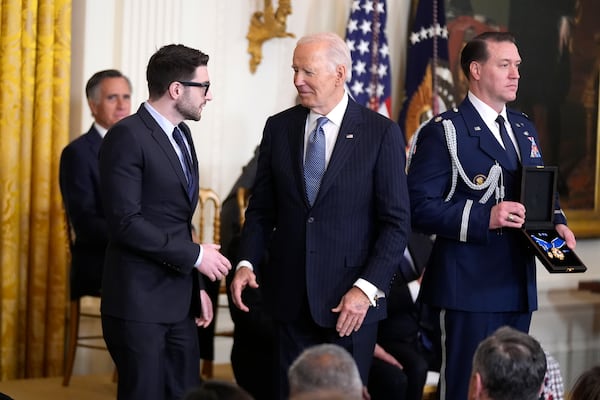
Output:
[474, 126, 481, 131]
[346, 133, 354, 139]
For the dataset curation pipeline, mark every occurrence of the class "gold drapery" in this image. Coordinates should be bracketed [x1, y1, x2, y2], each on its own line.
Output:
[0, 0, 71, 379]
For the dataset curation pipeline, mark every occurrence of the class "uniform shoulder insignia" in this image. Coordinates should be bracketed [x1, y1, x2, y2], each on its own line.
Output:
[507, 108, 530, 120]
[442, 108, 461, 121]
[431, 108, 460, 124]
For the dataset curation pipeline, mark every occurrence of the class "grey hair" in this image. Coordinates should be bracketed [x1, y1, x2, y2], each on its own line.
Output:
[288, 344, 363, 400]
[472, 326, 547, 400]
[85, 69, 132, 103]
[297, 32, 352, 81]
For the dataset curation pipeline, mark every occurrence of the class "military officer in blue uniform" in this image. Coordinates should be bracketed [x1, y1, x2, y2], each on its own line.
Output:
[407, 31, 576, 400]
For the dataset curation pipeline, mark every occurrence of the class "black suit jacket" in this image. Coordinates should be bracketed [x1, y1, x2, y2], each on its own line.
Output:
[221, 146, 274, 339]
[220, 146, 259, 261]
[99, 104, 203, 323]
[378, 232, 434, 345]
[238, 97, 410, 327]
[59, 126, 108, 299]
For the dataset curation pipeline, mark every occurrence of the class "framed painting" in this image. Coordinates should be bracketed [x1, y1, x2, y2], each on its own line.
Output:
[444, 0, 600, 237]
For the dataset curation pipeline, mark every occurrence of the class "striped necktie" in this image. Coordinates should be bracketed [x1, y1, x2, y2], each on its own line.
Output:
[304, 117, 329, 206]
[172, 126, 195, 200]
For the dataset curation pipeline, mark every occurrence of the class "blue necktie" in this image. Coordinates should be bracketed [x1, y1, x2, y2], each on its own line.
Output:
[496, 115, 519, 170]
[304, 117, 329, 206]
[172, 127, 195, 200]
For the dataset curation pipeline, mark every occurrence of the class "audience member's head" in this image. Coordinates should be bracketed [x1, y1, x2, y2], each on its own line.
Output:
[85, 69, 131, 129]
[288, 343, 363, 400]
[570, 366, 600, 400]
[468, 326, 546, 400]
[182, 380, 253, 400]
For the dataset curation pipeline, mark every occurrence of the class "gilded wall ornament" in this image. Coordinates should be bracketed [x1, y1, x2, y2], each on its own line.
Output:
[247, 0, 295, 73]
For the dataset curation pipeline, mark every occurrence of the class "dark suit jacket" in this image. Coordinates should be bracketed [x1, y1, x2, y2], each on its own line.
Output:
[408, 97, 567, 313]
[99, 104, 203, 323]
[220, 146, 273, 338]
[220, 146, 259, 259]
[378, 233, 437, 347]
[219, 148, 275, 400]
[59, 126, 108, 299]
[238, 97, 410, 327]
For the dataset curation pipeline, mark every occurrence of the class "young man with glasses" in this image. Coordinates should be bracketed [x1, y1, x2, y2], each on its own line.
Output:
[98, 44, 231, 400]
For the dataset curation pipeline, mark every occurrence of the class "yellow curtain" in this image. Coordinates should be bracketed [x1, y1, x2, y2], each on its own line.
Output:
[0, 0, 71, 379]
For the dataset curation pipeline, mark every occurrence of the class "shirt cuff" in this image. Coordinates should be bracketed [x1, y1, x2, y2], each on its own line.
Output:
[354, 278, 384, 307]
[236, 260, 253, 272]
[194, 244, 203, 268]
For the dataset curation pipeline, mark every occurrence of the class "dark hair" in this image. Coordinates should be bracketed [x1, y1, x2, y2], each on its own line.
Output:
[85, 69, 131, 102]
[146, 44, 209, 100]
[472, 326, 546, 400]
[460, 31, 517, 80]
[570, 366, 600, 400]
[182, 380, 253, 400]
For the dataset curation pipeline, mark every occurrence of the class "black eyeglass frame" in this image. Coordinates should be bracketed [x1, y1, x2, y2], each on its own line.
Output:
[177, 80, 210, 96]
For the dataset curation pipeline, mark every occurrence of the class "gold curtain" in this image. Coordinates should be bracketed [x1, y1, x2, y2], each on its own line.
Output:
[0, 0, 71, 379]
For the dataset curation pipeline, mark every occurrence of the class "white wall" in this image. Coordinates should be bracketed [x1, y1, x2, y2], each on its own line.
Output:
[69, 0, 600, 390]
[70, 0, 411, 198]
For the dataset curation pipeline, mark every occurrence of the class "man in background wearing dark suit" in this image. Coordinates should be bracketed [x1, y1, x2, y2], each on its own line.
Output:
[368, 232, 440, 400]
[220, 147, 275, 399]
[231, 32, 410, 399]
[99, 44, 231, 400]
[59, 69, 131, 300]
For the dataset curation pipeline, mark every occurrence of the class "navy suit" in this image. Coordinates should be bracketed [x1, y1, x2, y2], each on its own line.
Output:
[59, 126, 107, 299]
[369, 233, 439, 400]
[407, 97, 567, 400]
[99, 104, 203, 400]
[238, 97, 410, 397]
[220, 147, 275, 400]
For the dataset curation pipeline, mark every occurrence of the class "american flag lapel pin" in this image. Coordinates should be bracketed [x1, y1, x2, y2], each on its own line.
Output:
[346, 133, 354, 139]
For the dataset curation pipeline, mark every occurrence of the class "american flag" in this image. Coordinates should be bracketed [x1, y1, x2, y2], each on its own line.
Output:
[398, 0, 455, 144]
[345, 0, 392, 117]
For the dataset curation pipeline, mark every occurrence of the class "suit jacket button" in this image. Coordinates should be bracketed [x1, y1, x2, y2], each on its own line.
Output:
[307, 217, 314, 223]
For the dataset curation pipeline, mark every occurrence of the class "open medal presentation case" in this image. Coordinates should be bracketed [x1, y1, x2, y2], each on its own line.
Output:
[520, 166, 587, 273]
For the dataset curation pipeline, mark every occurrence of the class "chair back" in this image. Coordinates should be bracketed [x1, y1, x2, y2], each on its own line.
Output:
[62, 205, 75, 251]
[197, 188, 221, 243]
[236, 186, 251, 226]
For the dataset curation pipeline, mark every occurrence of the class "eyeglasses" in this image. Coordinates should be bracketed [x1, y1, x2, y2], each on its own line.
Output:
[177, 81, 210, 96]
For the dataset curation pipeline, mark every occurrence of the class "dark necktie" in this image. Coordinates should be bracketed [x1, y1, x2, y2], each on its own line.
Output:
[304, 117, 329, 206]
[172, 126, 195, 200]
[496, 115, 519, 170]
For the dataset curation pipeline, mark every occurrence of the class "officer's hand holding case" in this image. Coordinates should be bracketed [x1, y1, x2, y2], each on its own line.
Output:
[520, 166, 586, 273]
